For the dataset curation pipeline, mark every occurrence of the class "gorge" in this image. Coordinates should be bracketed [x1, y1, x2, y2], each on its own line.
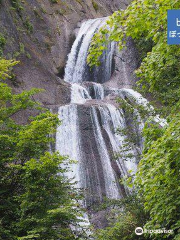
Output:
[56, 17, 147, 228]
[1, 1, 179, 239]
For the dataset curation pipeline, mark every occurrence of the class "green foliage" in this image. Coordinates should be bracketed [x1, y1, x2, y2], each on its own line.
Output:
[0, 58, 87, 240]
[16, 152, 81, 240]
[0, 58, 18, 80]
[92, 0, 99, 11]
[96, 113, 180, 240]
[33, 8, 43, 20]
[95, 194, 150, 240]
[142, 121, 165, 153]
[88, 0, 180, 239]
[135, 113, 180, 239]
[115, 96, 158, 161]
[19, 42, 25, 53]
[88, 0, 180, 111]
[10, 0, 34, 35]
[23, 18, 33, 34]
[50, 0, 58, 3]
[0, 33, 6, 56]
[10, 0, 24, 16]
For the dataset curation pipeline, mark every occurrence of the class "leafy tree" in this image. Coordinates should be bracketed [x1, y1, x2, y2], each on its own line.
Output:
[135, 114, 180, 239]
[87, 0, 180, 113]
[0, 58, 87, 240]
[0, 58, 18, 79]
[94, 194, 150, 240]
[88, 0, 180, 239]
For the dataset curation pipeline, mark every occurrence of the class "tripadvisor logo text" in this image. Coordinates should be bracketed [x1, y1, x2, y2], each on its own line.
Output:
[135, 227, 173, 235]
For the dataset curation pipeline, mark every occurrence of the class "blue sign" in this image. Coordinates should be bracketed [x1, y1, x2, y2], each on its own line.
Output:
[167, 10, 180, 45]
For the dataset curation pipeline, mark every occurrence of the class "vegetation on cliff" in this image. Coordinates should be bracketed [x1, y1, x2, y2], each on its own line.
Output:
[1, 0, 180, 239]
[0, 59, 87, 240]
[88, 0, 180, 239]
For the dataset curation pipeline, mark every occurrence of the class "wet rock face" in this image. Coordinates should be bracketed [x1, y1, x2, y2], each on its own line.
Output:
[54, 15, 143, 230]
[104, 38, 139, 89]
[56, 100, 140, 228]
[0, 0, 130, 112]
[1, 0, 139, 229]
[77, 104, 113, 207]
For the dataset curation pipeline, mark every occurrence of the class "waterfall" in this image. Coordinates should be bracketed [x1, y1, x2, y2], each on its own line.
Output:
[71, 83, 91, 104]
[64, 18, 104, 83]
[56, 18, 148, 223]
[64, 18, 115, 84]
[56, 104, 82, 186]
[90, 106, 120, 200]
[87, 83, 105, 100]
[120, 88, 167, 127]
[92, 83, 104, 99]
[98, 104, 137, 175]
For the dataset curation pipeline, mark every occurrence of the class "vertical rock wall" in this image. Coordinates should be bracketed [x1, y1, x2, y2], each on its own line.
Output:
[0, 0, 131, 112]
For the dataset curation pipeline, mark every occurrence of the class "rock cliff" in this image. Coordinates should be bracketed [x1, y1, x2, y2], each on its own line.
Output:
[0, 0, 131, 115]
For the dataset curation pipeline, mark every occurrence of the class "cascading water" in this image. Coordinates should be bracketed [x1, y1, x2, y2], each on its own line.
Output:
[71, 84, 91, 104]
[56, 104, 82, 186]
[64, 18, 115, 84]
[56, 17, 149, 226]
